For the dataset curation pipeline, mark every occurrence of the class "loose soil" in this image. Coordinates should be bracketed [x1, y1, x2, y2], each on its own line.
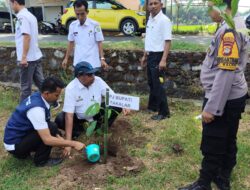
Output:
[50, 119, 146, 190]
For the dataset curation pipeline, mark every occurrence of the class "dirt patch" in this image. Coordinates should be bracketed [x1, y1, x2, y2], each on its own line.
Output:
[50, 119, 146, 189]
[239, 121, 250, 132]
[0, 112, 11, 159]
[244, 174, 250, 189]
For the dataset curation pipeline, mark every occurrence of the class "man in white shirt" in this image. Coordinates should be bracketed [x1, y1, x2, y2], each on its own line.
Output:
[62, 0, 108, 70]
[141, 0, 172, 120]
[3, 77, 85, 167]
[55, 61, 129, 157]
[10, 0, 44, 102]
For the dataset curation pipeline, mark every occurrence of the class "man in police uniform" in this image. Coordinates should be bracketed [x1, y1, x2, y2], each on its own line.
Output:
[62, 0, 108, 70]
[55, 61, 129, 157]
[10, 0, 44, 102]
[3, 77, 85, 167]
[179, 0, 249, 190]
[141, 0, 172, 120]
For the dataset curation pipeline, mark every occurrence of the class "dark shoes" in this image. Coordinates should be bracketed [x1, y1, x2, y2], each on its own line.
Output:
[146, 108, 158, 113]
[178, 181, 211, 190]
[151, 114, 170, 121]
[213, 175, 230, 190]
[36, 158, 63, 167]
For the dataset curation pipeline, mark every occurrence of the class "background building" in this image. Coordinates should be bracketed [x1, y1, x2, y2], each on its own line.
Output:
[117, 0, 140, 10]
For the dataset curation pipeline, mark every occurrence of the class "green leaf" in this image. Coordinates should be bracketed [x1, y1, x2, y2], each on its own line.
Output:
[212, 5, 222, 14]
[86, 121, 97, 137]
[213, 0, 224, 6]
[108, 108, 120, 119]
[108, 109, 112, 119]
[96, 128, 103, 135]
[85, 103, 100, 117]
[221, 13, 235, 29]
[217, 3, 227, 12]
[231, 0, 239, 17]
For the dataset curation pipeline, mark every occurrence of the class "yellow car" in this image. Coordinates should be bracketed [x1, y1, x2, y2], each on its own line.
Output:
[61, 0, 146, 36]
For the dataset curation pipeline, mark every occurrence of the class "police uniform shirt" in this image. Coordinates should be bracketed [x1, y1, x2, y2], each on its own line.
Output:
[15, 8, 42, 62]
[145, 10, 172, 52]
[68, 18, 104, 68]
[200, 19, 249, 116]
[63, 76, 113, 120]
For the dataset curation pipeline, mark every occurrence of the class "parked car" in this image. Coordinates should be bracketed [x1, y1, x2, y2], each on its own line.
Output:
[0, 11, 16, 33]
[245, 14, 250, 29]
[61, 0, 146, 36]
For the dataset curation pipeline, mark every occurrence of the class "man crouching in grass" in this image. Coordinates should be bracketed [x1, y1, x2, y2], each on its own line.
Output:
[3, 77, 85, 167]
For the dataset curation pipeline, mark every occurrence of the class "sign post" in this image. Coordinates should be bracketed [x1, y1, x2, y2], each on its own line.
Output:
[103, 89, 140, 163]
[108, 93, 140, 111]
[103, 88, 109, 163]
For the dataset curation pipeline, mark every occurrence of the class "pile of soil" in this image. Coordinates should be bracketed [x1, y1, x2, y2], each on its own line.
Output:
[50, 119, 146, 190]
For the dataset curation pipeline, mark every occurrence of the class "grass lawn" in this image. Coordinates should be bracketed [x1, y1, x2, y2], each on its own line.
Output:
[0, 40, 208, 52]
[173, 24, 217, 35]
[0, 87, 250, 190]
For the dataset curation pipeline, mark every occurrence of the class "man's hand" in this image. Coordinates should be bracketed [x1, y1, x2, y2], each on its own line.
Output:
[202, 111, 215, 123]
[73, 141, 86, 152]
[20, 57, 28, 67]
[159, 60, 167, 71]
[63, 147, 72, 158]
[140, 55, 147, 67]
[101, 60, 109, 70]
[62, 58, 68, 70]
[122, 109, 130, 116]
[56, 134, 64, 140]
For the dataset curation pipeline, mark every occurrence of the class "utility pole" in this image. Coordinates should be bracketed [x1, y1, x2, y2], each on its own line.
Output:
[8, 1, 14, 33]
[170, 0, 173, 20]
[146, 0, 149, 22]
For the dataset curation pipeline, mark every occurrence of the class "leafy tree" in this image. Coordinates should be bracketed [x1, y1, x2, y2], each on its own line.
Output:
[187, 0, 240, 29]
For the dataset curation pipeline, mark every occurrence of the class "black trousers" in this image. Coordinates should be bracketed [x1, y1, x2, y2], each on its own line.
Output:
[9, 122, 60, 165]
[199, 95, 247, 185]
[55, 103, 122, 136]
[147, 52, 170, 116]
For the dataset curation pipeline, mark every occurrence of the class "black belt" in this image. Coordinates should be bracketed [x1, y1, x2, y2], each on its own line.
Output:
[147, 51, 163, 55]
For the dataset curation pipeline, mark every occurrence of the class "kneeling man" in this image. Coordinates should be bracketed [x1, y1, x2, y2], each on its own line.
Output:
[3, 77, 85, 167]
[55, 61, 129, 157]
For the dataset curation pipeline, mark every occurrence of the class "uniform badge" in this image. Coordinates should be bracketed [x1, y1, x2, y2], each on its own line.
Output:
[88, 30, 93, 36]
[16, 19, 22, 30]
[19, 18, 22, 26]
[217, 30, 239, 71]
[95, 26, 101, 33]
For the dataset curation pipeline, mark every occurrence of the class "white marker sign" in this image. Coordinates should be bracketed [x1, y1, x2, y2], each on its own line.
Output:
[108, 93, 140, 110]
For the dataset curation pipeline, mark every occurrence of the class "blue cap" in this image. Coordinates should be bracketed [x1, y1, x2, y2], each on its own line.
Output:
[74, 61, 99, 77]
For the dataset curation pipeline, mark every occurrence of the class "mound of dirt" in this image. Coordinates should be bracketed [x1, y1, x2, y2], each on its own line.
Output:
[50, 119, 146, 189]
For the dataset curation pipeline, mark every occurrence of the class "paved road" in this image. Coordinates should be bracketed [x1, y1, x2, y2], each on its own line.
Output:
[0, 33, 213, 45]
[173, 35, 212, 45]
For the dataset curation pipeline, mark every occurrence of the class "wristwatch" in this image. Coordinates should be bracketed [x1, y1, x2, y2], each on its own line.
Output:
[100, 57, 105, 60]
